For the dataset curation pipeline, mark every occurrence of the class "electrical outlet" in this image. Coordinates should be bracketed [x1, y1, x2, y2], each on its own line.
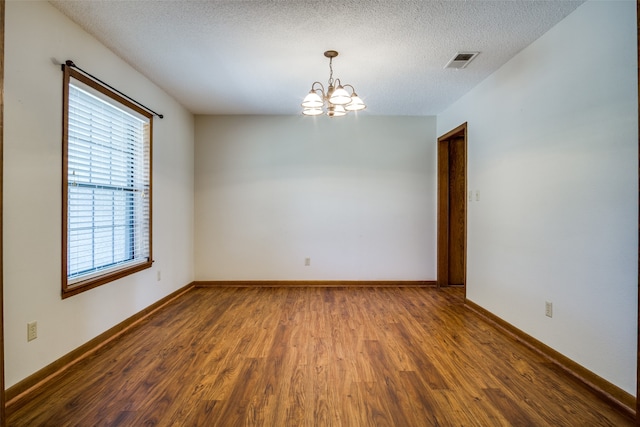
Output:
[27, 321, 37, 341]
[305, 257, 311, 266]
[545, 301, 553, 318]
[157, 270, 162, 281]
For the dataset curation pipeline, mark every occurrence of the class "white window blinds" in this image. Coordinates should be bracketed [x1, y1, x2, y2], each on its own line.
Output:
[66, 80, 151, 285]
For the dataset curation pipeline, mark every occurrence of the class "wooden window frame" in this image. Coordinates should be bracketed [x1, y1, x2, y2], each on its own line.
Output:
[61, 66, 153, 299]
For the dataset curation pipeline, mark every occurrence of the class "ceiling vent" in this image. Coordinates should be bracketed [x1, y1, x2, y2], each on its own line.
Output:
[445, 52, 479, 69]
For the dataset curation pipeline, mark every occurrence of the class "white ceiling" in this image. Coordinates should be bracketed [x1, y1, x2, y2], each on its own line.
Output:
[49, 0, 585, 116]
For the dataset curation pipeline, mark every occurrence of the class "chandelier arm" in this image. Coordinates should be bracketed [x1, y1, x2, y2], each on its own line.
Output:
[311, 81, 326, 97]
[342, 84, 356, 95]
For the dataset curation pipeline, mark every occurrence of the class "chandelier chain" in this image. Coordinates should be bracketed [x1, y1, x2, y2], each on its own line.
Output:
[328, 57, 334, 86]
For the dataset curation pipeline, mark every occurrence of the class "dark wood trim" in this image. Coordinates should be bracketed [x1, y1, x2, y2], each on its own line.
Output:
[5, 282, 195, 414]
[61, 261, 154, 299]
[1, 0, 5, 425]
[61, 59, 69, 298]
[194, 280, 437, 288]
[437, 139, 449, 288]
[438, 122, 468, 141]
[61, 67, 154, 298]
[437, 122, 467, 293]
[65, 67, 151, 119]
[465, 299, 636, 419]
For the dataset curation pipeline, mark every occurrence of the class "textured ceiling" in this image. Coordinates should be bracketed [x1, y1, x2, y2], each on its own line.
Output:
[49, 0, 585, 116]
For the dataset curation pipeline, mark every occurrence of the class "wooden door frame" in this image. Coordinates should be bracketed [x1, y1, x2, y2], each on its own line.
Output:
[437, 122, 467, 294]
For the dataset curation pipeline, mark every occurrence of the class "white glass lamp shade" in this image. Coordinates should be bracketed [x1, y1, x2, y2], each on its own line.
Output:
[327, 104, 347, 117]
[328, 85, 352, 105]
[302, 107, 324, 116]
[302, 91, 323, 108]
[345, 94, 366, 111]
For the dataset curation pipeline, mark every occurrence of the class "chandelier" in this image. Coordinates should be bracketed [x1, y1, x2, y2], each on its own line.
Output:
[302, 50, 366, 117]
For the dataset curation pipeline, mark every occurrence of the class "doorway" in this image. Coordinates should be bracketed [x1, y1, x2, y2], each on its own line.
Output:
[437, 123, 467, 292]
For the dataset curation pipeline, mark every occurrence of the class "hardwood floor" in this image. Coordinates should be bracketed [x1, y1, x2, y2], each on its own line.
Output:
[7, 287, 634, 426]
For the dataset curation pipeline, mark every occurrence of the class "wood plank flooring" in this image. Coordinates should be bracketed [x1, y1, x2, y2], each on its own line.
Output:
[7, 287, 634, 426]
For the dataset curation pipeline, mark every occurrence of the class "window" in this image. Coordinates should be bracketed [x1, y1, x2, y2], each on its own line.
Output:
[62, 67, 152, 298]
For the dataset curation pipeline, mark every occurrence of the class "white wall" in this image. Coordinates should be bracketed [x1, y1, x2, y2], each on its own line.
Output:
[195, 115, 436, 281]
[438, 0, 638, 394]
[3, 1, 194, 388]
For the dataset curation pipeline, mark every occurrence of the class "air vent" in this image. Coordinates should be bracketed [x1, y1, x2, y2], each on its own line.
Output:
[444, 51, 479, 69]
